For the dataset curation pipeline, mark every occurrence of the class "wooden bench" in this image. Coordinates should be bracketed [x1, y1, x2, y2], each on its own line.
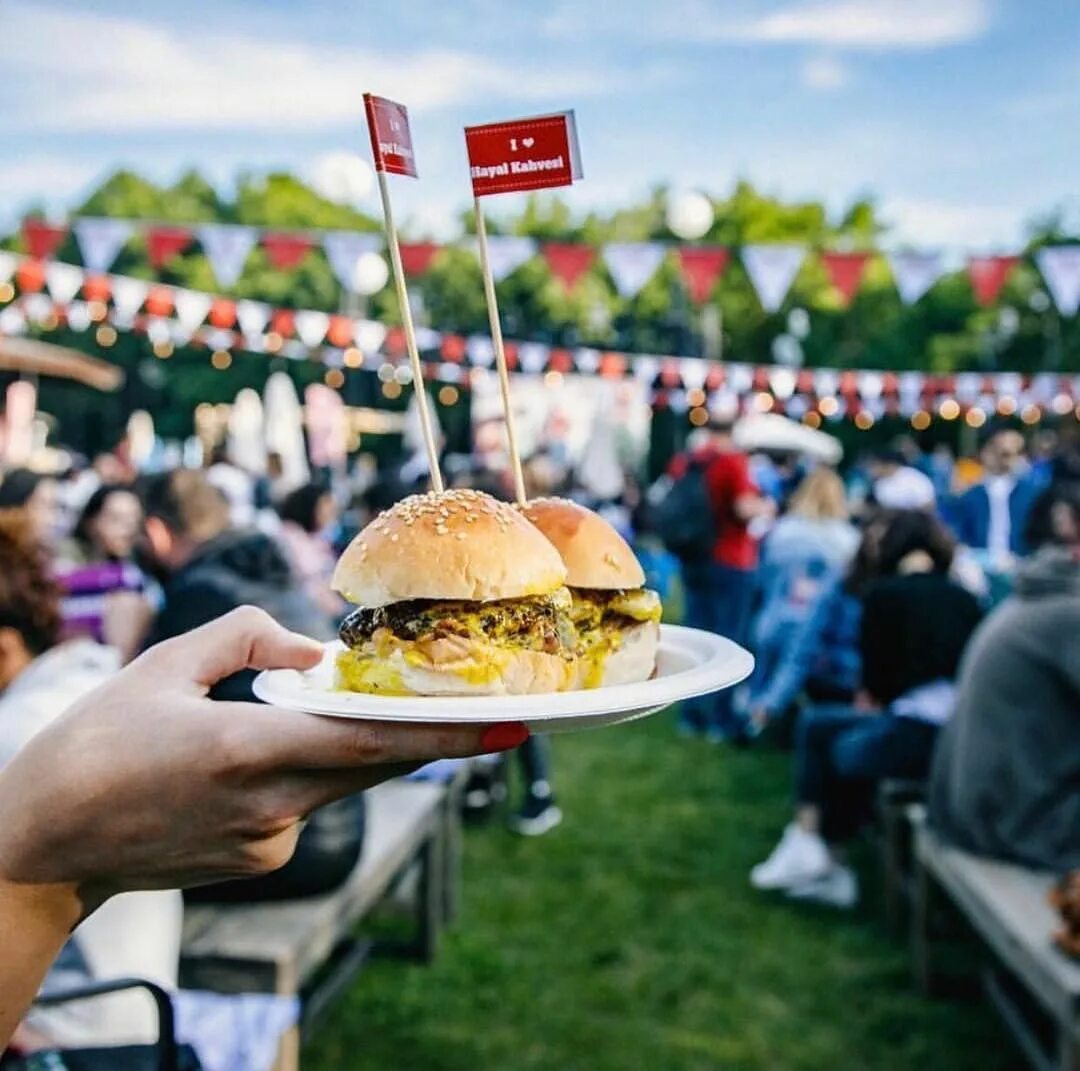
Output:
[876, 778, 927, 931]
[910, 806, 1080, 1071]
[179, 778, 449, 1071]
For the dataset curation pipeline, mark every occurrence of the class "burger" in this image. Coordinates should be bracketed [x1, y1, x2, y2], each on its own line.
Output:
[332, 489, 578, 696]
[520, 497, 661, 688]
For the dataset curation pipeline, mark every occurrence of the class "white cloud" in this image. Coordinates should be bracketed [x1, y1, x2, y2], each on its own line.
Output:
[739, 0, 989, 50]
[0, 157, 106, 229]
[882, 196, 1025, 251]
[0, 2, 623, 132]
[801, 55, 849, 91]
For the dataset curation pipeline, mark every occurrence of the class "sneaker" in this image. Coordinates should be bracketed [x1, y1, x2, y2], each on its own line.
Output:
[508, 785, 563, 837]
[785, 863, 859, 909]
[749, 824, 831, 891]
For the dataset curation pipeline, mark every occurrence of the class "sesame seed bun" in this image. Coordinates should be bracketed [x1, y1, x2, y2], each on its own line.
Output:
[520, 497, 645, 590]
[333, 489, 568, 608]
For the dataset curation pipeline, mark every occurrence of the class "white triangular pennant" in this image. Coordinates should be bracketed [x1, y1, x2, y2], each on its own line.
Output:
[0, 305, 27, 335]
[603, 242, 666, 299]
[45, 262, 84, 304]
[742, 244, 804, 312]
[66, 301, 91, 332]
[294, 310, 330, 348]
[23, 293, 54, 324]
[519, 342, 548, 374]
[196, 224, 258, 289]
[110, 276, 150, 322]
[680, 358, 707, 390]
[575, 348, 601, 375]
[632, 355, 660, 383]
[1036, 246, 1080, 317]
[322, 231, 382, 290]
[236, 300, 272, 340]
[857, 371, 884, 400]
[465, 335, 494, 367]
[73, 218, 133, 274]
[355, 319, 387, 355]
[478, 235, 538, 282]
[173, 289, 212, 333]
[0, 252, 16, 284]
[887, 250, 944, 305]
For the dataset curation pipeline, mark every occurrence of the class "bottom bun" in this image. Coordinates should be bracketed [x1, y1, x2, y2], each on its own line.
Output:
[579, 619, 660, 689]
[336, 641, 576, 697]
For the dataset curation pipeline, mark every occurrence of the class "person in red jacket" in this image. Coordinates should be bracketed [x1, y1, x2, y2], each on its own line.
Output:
[668, 417, 771, 740]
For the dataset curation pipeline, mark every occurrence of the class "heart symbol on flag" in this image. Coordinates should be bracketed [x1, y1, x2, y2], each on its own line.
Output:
[523, 137, 535, 148]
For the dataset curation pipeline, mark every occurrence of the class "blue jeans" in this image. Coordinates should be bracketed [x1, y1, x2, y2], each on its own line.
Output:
[680, 561, 756, 733]
[794, 704, 939, 843]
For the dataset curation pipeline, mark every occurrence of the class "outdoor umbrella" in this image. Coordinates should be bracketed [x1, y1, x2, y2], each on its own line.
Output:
[733, 413, 842, 464]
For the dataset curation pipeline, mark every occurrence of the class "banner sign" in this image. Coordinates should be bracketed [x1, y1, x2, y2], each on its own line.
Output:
[363, 93, 418, 178]
[465, 110, 582, 197]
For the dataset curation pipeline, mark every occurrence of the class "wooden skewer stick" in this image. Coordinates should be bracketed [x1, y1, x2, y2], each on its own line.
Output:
[473, 199, 527, 505]
[376, 169, 444, 493]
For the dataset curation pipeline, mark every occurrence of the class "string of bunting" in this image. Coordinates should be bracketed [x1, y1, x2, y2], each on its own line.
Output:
[0, 254, 1077, 427]
[14, 216, 1080, 314]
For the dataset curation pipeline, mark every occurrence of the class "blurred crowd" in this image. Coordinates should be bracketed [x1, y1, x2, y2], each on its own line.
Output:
[0, 415, 1076, 1051]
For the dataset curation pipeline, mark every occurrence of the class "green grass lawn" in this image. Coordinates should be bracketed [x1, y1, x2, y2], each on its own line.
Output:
[307, 710, 1012, 1070]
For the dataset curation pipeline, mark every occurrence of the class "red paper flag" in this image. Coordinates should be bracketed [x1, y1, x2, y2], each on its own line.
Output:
[543, 243, 595, 291]
[399, 242, 441, 277]
[677, 247, 730, 304]
[209, 299, 237, 330]
[968, 255, 1019, 307]
[22, 219, 67, 261]
[269, 308, 296, 338]
[144, 285, 175, 318]
[15, 260, 46, 293]
[363, 94, 418, 178]
[326, 314, 355, 349]
[146, 226, 192, 269]
[465, 111, 582, 198]
[82, 274, 111, 304]
[262, 234, 315, 271]
[440, 334, 467, 363]
[821, 252, 871, 308]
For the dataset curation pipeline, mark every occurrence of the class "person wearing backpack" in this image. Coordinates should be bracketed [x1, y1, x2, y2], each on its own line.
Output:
[662, 416, 771, 740]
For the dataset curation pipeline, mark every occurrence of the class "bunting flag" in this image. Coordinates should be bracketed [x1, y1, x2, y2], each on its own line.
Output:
[742, 244, 805, 312]
[197, 224, 258, 288]
[602, 242, 667, 299]
[322, 230, 382, 290]
[1035, 246, 1080, 316]
[44, 262, 84, 305]
[968, 255, 1018, 307]
[295, 310, 332, 348]
[109, 276, 150, 323]
[480, 235, 537, 282]
[543, 243, 595, 291]
[887, 250, 944, 305]
[173, 289, 213, 335]
[0, 252, 15, 284]
[399, 241, 441, 277]
[236, 299, 272, 338]
[146, 226, 193, 269]
[73, 218, 132, 274]
[821, 251, 871, 308]
[677, 247, 730, 304]
[262, 233, 315, 271]
[22, 220, 67, 261]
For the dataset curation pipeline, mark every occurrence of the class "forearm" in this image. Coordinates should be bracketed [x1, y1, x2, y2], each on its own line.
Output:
[0, 878, 81, 1045]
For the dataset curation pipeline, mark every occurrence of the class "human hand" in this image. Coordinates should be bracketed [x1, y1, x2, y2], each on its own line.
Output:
[0, 606, 528, 910]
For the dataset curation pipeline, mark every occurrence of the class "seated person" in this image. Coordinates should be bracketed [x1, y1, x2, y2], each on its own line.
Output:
[750, 511, 983, 908]
[140, 469, 365, 901]
[0, 514, 181, 1052]
[930, 482, 1080, 871]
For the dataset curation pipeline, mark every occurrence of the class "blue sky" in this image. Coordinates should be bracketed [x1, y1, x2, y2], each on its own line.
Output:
[2, 0, 1078, 249]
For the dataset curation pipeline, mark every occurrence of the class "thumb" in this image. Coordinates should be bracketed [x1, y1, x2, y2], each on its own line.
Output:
[138, 606, 324, 691]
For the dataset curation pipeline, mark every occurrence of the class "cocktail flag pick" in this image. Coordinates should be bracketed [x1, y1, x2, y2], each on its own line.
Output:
[464, 111, 583, 503]
[363, 92, 443, 492]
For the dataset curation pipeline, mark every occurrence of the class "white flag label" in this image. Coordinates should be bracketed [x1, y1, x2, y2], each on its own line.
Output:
[73, 218, 133, 274]
[322, 231, 383, 290]
[887, 251, 944, 305]
[603, 242, 667, 299]
[197, 224, 258, 289]
[1036, 246, 1080, 317]
[742, 244, 805, 312]
[478, 235, 538, 282]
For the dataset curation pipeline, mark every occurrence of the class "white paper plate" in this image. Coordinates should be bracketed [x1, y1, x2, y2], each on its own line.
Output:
[253, 624, 753, 733]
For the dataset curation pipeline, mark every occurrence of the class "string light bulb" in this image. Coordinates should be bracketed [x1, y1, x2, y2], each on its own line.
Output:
[938, 399, 960, 421]
[324, 368, 345, 389]
[211, 350, 232, 370]
[95, 325, 117, 347]
[438, 385, 459, 406]
[911, 410, 931, 431]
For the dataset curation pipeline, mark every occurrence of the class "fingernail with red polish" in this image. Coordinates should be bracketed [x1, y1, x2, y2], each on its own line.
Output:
[481, 721, 530, 753]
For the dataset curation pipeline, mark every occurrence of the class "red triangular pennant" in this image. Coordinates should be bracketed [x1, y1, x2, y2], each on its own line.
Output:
[677, 247, 730, 304]
[22, 219, 68, 261]
[968, 255, 1019, 307]
[821, 252, 871, 308]
[543, 243, 595, 291]
[145, 285, 175, 318]
[15, 260, 47, 293]
[262, 233, 315, 271]
[399, 242, 441, 276]
[146, 226, 193, 269]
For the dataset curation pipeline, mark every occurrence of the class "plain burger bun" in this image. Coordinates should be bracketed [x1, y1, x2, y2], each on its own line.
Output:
[333, 489, 567, 608]
[589, 620, 660, 688]
[520, 497, 645, 589]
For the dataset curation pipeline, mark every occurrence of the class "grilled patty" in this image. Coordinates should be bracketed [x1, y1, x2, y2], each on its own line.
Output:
[339, 591, 575, 655]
